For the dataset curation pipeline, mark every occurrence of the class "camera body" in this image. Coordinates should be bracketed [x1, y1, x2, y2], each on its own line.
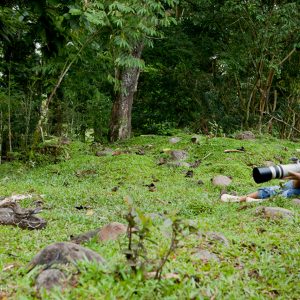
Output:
[253, 162, 300, 183]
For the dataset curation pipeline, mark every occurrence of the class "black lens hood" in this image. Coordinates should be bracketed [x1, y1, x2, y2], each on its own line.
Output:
[253, 167, 273, 184]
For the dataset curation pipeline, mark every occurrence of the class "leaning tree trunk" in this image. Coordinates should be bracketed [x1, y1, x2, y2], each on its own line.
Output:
[109, 43, 143, 142]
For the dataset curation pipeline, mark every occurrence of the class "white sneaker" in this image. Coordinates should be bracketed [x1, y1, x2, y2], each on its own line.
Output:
[221, 194, 241, 202]
[245, 197, 264, 203]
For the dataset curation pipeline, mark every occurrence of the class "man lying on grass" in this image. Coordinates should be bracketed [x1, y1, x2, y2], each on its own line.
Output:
[221, 171, 300, 202]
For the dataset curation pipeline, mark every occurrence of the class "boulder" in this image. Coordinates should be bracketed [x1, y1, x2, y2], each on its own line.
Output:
[170, 150, 188, 161]
[203, 231, 229, 247]
[28, 242, 105, 270]
[192, 249, 219, 262]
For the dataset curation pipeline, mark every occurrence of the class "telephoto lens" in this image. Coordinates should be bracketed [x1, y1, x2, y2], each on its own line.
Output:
[253, 163, 300, 183]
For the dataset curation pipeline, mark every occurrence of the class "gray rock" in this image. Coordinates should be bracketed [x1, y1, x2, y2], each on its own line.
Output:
[169, 137, 181, 144]
[292, 198, 300, 206]
[255, 206, 294, 219]
[192, 249, 219, 262]
[235, 131, 255, 140]
[28, 242, 105, 270]
[211, 175, 232, 187]
[204, 232, 229, 246]
[36, 269, 66, 291]
[170, 150, 188, 161]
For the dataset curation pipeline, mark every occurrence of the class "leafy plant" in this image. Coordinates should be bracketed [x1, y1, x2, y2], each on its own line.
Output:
[123, 197, 197, 280]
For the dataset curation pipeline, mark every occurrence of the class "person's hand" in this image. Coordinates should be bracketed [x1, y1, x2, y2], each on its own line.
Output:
[284, 171, 300, 181]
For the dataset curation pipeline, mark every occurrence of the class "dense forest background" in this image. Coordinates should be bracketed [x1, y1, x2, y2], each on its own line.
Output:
[0, 0, 299, 160]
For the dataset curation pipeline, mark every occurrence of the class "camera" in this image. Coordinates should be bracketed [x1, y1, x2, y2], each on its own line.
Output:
[253, 162, 300, 183]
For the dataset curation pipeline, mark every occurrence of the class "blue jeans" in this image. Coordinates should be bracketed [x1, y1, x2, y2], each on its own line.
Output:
[257, 180, 300, 199]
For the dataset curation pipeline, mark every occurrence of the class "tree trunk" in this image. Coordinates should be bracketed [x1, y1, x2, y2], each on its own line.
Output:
[109, 43, 143, 142]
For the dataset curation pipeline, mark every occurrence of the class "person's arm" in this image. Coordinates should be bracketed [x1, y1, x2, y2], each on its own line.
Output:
[285, 171, 300, 188]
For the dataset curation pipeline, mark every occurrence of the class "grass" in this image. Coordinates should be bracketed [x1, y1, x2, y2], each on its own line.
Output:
[0, 133, 300, 299]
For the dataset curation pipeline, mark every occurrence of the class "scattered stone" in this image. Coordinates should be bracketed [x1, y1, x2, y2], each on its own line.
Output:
[191, 136, 200, 144]
[28, 242, 105, 271]
[185, 170, 194, 178]
[151, 175, 159, 182]
[169, 137, 181, 144]
[235, 131, 255, 140]
[289, 157, 299, 163]
[157, 157, 167, 165]
[255, 206, 294, 219]
[171, 150, 188, 161]
[197, 180, 204, 185]
[111, 186, 119, 192]
[36, 269, 66, 291]
[192, 249, 219, 262]
[98, 222, 127, 241]
[203, 232, 229, 247]
[211, 175, 232, 187]
[292, 198, 300, 206]
[145, 183, 156, 192]
[135, 149, 145, 155]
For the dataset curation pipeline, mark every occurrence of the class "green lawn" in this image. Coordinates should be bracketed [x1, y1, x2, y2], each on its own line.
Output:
[1, 133, 300, 299]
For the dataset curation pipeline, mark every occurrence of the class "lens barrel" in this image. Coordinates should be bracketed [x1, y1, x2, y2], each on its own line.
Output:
[253, 163, 300, 184]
